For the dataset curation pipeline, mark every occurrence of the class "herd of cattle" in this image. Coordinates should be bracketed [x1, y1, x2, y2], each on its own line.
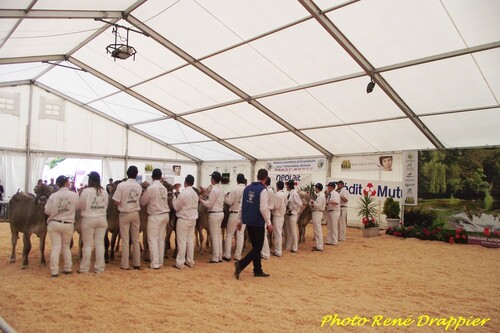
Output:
[7, 180, 313, 269]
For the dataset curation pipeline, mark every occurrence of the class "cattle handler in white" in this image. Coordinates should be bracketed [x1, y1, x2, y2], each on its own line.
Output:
[200, 171, 225, 263]
[78, 171, 108, 275]
[310, 183, 325, 251]
[284, 180, 302, 253]
[325, 182, 340, 245]
[223, 173, 246, 261]
[112, 165, 143, 270]
[172, 174, 198, 269]
[337, 180, 350, 242]
[272, 180, 287, 257]
[45, 175, 79, 277]
[140, 168, 170, 270]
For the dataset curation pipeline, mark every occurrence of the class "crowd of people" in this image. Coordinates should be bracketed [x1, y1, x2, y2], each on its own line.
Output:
[42, 166, 350, 280]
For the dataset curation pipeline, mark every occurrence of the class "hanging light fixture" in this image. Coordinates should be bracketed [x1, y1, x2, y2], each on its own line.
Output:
[106, 25, 137, 61]
[366, 77, 376, 94]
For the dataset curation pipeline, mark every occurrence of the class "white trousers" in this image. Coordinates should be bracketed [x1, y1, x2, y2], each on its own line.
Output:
[208, 212, 224, 262]
[176, 218, 196, 268]
[234, 223, 246, 261]
[119, 211, 141, 269]
[48, 221, 74, 275]
[147, 213, 168, 269]
[224, 212, 239, 259]
[80, 216, 107, 273]
[312, 211, 324, 250]
[339, 207, 348, 241]
[261, 227, 270, 259]
[284, 214, 298, 252]
[272, 215, 284, 256]
[326, 210, 340, 245]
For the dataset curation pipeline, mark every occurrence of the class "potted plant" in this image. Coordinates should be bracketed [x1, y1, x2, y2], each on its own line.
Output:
[383, 196, 400, 229]
[356, 194, 380, 238]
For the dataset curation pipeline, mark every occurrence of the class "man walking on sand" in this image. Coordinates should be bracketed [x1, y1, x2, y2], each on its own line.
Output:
[234, 169, 273, 279]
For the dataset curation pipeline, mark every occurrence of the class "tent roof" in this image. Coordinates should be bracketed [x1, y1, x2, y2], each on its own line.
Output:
[1, 0, 499, 161]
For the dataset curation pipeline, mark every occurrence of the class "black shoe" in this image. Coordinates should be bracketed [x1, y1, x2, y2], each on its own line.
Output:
[62, 271, 73, 275]
[120, 267, 130, 270]
[254, 272, 270, 277]
[261, 256, 269, 260]
[312, 247, 323, 252]
[171, 264, 181, 270]
[51, 274, 59, 278]
[290, 250, 297, 253]
[222, 257, 231, 262]
[208, 260, 219, 264]
[133, 266, 141, 270]
[272, 252, 281, 257]
[234, 262, 242, 280]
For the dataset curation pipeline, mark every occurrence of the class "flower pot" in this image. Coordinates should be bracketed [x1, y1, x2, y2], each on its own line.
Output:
[362, 227, 380, 238]
[386, 218, 400, 229]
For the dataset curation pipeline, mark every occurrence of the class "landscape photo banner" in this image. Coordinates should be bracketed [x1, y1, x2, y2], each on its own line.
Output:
[340, 155, 394, 171]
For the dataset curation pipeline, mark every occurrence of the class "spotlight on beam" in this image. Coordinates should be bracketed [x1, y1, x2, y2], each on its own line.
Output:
[366, 77, 376, 94]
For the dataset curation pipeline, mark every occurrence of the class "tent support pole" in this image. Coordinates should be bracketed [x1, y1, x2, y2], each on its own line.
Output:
[124, 125, 129, 175]
[24, 84, 34, 192]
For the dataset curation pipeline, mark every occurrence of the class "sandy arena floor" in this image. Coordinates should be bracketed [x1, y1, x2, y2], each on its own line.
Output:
[0, 222, 499, 333]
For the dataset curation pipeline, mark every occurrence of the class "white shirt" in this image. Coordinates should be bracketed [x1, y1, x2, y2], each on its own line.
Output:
[273, 190, 287, 217]
[267, 185, 275, 211]
[225, 183, 245, 213]
[326, 190, 341, 211]
[339, 187, 350, 207]
[79, 187, 108, 218]
[287, 189, 302, 216]
[112, 178, 142, 213]
[172, 186, 199, 220]
[311, 191, 326, 212]
[45, 187, 79, 223]
[140, 180, 170, 215]
[200, 183, 224, 212]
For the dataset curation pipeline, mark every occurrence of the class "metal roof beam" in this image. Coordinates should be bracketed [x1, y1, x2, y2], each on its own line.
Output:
[0, 9, 123, 19]
[299, 0, 444, 149]
[0, 55, 65, 65]
[125, 14, 332, 159]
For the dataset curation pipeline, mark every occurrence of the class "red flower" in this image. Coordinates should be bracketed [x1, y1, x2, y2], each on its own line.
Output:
[423, 229, 430, 236]
[462, 235, 466, 239]
[455, 234, 460, 239]
[484, 228, 491, 236]
[449, 237, 455, 244]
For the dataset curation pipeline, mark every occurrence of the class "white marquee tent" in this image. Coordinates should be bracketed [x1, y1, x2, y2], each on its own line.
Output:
[0, 0, 499, 196]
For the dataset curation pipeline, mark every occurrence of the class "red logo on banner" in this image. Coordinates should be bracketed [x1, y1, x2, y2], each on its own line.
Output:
[363, 183, 376, 197]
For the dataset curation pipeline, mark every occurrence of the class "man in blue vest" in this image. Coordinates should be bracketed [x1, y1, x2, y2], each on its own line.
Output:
[234, 168, 274, 279]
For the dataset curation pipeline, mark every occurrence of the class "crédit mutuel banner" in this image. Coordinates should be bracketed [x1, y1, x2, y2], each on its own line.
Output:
[265, 158, 327, 187]
[340, 179, 403, 205]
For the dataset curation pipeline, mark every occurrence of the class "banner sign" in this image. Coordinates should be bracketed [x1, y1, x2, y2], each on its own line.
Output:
[340, 155, 394, 171]
[402, 151, 418, 206]
[265, 158, 326, 173]
[340, 178, 403, 203]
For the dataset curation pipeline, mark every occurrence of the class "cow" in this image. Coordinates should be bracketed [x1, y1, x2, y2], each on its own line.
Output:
[298, 191, 313, 243]
[8, 184, 53, 269]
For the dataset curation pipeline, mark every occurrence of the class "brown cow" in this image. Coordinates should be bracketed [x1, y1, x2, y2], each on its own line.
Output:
[297, 191, 313, 243]
[8, 184, 53, 268]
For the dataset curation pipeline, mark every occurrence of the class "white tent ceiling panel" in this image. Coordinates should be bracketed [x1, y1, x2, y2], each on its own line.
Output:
[314, 0, 354, 11]
[183, 102, 285, 139]
[33, 0, 138, 11]
[421, 108, 500, 148]
[349, 119, 434, 152]
[132, 0, 241, 59]
[0, 19, 104, 58]
[0, 85, 29, 149]
[193, 0, 309, 41]
[303, 126, 376, 155]
[88, 92, 165, 124]
[134, 118, 209, 145]
[328, 0, 466, 67]
[441, 0, 500, 47]
[384, 54, 497, 115]
[73, 27, 186, 87]
[127, 131, 190, 161]
[474, 48, 500, 102]
[249, 19, 362, 85]
[202, 44, 298, 96]
[258, 89, 343, 129]
[174, 141, 245, 161]
[227, 132, 321, 159]
[305, 77, 405, 123]
[132, 65, 239, 114]
[0, 1, 32, 10]
[0, 62, 49, 83]
[0, 19, 17, 40]
[37, 64, 119, 104]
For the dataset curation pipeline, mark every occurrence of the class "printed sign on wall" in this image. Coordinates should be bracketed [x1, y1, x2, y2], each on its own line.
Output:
[402, 151, 418, 206]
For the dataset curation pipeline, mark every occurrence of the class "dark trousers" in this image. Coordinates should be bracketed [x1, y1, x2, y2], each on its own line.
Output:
[239, 225, 265, 274]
